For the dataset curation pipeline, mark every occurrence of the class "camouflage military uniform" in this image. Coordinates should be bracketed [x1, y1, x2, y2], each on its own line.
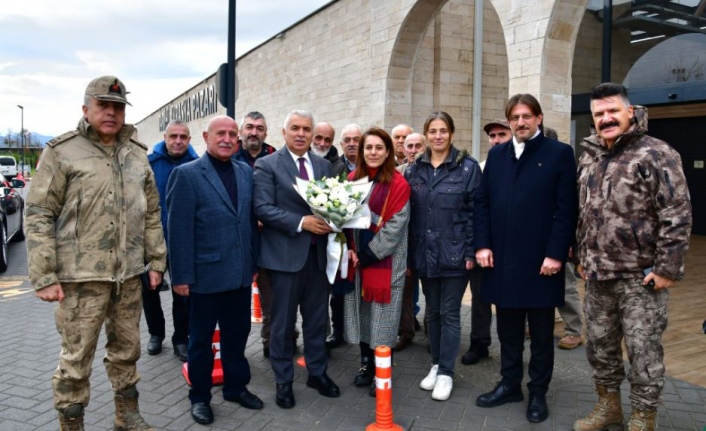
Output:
[576, 107, 691, 411]
[26, 118, 167, 410]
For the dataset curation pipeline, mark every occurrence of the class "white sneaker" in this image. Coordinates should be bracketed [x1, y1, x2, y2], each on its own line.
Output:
[431, 375, 453, 401]
[420, 364, 439, 390]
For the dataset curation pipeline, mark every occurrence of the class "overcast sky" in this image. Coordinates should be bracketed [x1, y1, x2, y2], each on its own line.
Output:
[0, 0, 332, 136]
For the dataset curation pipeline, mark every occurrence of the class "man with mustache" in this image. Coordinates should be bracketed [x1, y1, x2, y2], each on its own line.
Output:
[168, 115, 263, 425]
[26, 75, 166, 431]
[234, 111, 276, 167]
[312, 122, 345, 178]
[474, 94, 578, 424]
[573, 83, 691, 431]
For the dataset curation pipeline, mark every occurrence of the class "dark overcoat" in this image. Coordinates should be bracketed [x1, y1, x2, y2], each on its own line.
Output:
[474, 133, 578, 308]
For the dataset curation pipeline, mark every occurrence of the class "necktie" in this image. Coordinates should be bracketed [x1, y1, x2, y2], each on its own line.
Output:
[298, 157, 317, 245]
[298, 157, 309, 180]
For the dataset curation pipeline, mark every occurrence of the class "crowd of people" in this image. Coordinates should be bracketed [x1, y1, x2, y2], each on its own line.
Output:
[26, 76, 691, 431]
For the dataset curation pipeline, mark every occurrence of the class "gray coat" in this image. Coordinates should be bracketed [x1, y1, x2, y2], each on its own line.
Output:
[344, 196, 410, 348]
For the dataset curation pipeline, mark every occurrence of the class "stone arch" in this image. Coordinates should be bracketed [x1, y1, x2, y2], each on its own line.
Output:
[490, 0, 589, 141]
[384, 0, 450, 128]
[384, 0, 509, 151]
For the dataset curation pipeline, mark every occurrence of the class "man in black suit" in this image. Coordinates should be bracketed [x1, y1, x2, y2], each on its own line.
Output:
[253, 110, 339, 409]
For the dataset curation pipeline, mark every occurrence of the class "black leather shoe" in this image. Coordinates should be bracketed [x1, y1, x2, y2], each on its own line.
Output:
[354, 356, 374, 387]
[476, 382, 523, 407]
[275, 382, 295, 409]
[325, 333, 345, 349]
[173, 344, 188, 362]
[147, 335, 163, 355]
[526, 393, 548, 423]
[461, 345, 489, 365]
[306, 373, 341, 397]
[190, 402, 213, 424]
[225, 389, 264, 410]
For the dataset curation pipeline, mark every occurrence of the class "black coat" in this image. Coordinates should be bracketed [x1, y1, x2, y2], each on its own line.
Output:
[405, 146, 482, 278]
[474, 133, 578, 308]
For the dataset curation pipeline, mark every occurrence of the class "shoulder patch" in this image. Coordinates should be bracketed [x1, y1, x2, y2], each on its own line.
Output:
[129, 137, 148, 151]
[45, 130, 79, 148]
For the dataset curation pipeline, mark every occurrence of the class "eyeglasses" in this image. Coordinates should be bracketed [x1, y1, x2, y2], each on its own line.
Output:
[508, 114, 536, 123]
[342, 137, 360, 144]
[405, 143, 424, 149]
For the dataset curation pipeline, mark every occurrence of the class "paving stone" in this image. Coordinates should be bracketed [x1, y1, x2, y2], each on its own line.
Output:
[2, 239, 706, 430]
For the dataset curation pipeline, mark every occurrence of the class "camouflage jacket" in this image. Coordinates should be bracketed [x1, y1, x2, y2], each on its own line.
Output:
[26, 118, 167, 290]
[576, 106, 692, 281]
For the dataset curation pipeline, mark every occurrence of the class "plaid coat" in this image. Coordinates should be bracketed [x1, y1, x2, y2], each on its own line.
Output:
[344, 199, 410, 348]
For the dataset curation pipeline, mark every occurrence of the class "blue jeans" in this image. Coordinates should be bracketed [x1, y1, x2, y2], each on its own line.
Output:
[421, 275, 467, 377]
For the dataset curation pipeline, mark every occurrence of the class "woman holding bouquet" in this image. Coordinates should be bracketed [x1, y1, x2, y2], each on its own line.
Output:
[404, 112, 482, 401]
[345, 127, 410, 396]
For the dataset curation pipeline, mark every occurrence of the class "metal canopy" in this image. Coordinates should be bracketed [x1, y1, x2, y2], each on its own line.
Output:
[612, 0, 706, 42]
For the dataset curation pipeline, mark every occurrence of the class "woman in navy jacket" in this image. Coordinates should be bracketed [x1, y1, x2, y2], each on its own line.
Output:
[405, 112, 481, 401]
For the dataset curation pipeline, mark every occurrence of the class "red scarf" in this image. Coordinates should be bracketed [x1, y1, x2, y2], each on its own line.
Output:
[348, 169, 410, 303]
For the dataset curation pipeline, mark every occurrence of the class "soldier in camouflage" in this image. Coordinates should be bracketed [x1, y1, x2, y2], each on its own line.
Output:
[26, 75, 167, 431]
[574, 83, 692, 431]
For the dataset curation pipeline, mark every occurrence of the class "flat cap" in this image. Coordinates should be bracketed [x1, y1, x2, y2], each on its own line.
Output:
[85, 75, 131, 106]
[483, 118, 510, 134]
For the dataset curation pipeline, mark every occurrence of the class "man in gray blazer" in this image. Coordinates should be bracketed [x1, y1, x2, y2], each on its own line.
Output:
[167, 116, 262, 425]
[253, 110, 339, 408]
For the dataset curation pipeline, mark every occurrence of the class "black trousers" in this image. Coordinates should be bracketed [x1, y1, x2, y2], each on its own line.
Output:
[141, 272, 190, 345]
[188, 288, 252, 404]
[268, 248, 329, 383]
[496, 307, 555, 395]
[468, 268, 492, 347]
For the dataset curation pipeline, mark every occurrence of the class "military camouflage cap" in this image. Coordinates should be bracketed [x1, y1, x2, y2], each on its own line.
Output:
[85, 75, 132, 106]
[483, 118, 511, 134]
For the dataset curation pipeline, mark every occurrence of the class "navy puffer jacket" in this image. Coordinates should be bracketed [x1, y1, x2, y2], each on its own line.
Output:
[405, 146, 481, 278]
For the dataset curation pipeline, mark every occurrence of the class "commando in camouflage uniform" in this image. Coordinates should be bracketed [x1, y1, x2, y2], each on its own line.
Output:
[577, 106, 692, 412]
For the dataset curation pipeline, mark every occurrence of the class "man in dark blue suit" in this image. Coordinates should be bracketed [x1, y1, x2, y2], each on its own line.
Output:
[474, 94, 578, 424]
[167, 116, 262, 425]
[253, 110, 339, 409]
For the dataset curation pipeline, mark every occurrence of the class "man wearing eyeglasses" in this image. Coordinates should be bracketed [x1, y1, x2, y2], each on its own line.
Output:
[474, 94, 578, 424]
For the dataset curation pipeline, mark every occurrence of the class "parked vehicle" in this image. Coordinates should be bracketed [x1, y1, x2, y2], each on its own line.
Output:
[0, 173, 25, 272]
[0, 156, 18, 179]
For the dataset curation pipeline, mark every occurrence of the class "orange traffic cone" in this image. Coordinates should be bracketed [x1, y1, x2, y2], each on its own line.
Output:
[251, 282, 263, 323]
[182, 326, 224, 386]
[366, 346, 402, 431]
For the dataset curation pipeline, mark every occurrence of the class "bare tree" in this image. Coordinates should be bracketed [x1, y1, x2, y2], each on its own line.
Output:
[3, 129, 16, 150]
[664, 56, 705, 83]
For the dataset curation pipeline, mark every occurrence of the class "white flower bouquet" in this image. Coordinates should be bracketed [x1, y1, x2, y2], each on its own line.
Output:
[294, 176, 373, 283]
